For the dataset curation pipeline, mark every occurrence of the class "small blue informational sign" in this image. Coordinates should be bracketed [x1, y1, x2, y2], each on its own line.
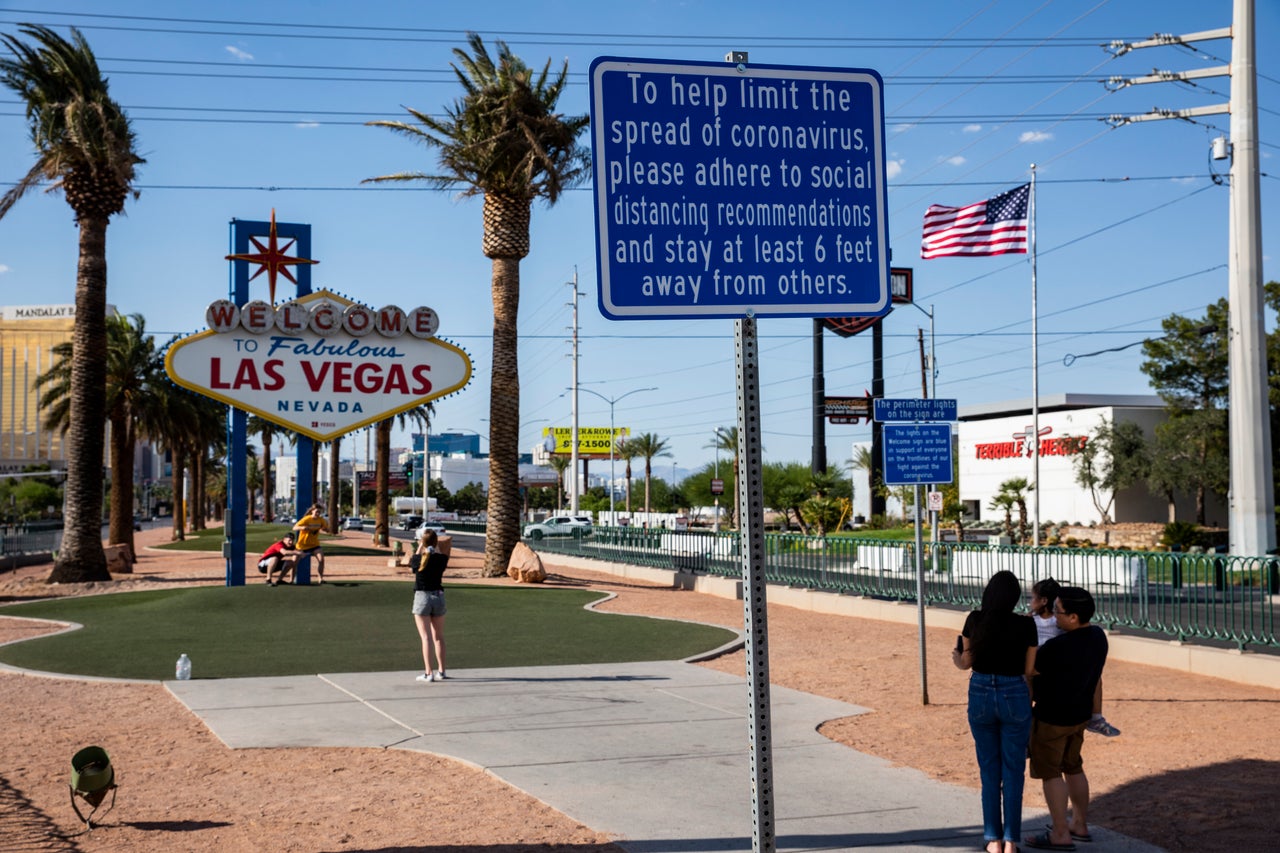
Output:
[589, 57, 889, 320]
[883, 423, 954, 486]
[873, 397, 958, 423]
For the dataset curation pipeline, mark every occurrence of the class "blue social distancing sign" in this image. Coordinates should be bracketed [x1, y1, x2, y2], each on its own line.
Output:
[883, 423, 954, 486]
[589, 57, 889, 320]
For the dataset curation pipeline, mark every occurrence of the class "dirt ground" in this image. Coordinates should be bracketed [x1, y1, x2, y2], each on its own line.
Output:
[1, 525, 1277, 852]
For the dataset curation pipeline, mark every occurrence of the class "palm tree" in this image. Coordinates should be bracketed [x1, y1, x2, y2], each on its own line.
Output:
[371, 404, 433, 546]
[36, 313, 163, 559]
[365, 33, 588, 577]
[849, 445, 875, 520]
[997, 477, 1033, 543]
[247, 416, 278, 521]
[987, 491, 1016, 540]
[616, 438, 639, 513]
[628, 433, 671, 514]
[1, 25, 144, 583]
[547, 455, 570, 512]
[327, 435, 342, 531]
[185, 395, 226, 533]
[705, 426, 740, 527]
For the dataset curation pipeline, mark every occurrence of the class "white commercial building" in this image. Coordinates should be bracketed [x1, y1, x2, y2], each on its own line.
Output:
[959, 394, 1227, 528]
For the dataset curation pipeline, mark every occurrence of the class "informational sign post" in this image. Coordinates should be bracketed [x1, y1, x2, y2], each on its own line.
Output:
[875, 398, 958, 710]
[590, 57, 889, 320]
[873, 397, 957, 424]
[882, 424, 954, 485]
[590, 55, 891, 853]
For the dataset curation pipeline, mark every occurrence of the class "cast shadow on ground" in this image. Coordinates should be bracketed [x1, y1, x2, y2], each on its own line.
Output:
[1090, 757, 1278, 851]
[125, 819, 234, 832]
[0, 774, 78, 851]
[317, 845, 622, 853]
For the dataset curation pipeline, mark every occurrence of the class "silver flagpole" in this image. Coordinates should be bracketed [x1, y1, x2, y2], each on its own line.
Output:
[1030, 166, 1040, 547]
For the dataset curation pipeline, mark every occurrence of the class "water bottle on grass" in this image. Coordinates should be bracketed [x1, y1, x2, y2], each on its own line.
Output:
[176, 653, 191, 681]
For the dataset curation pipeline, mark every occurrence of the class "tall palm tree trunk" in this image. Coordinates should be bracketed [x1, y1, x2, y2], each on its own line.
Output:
[193, 450, 206, 530]
[485, 255, 522, 576]
[328, 436, 342, 532]
[49, 218, 110, 583]
[644, 460, 653, 514]
[107, 413, 135, 554]
[171, 447, 186, 541]
[374, 419, 390, 546]
[624, 459, 633, 513]
[262, 427, 274, 522]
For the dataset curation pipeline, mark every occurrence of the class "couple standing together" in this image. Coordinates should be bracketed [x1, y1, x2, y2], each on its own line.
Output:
[953, 571, 1117, 853]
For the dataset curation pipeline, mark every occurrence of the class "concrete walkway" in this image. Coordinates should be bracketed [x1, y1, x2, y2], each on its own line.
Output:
[167, 661, 1163, 853]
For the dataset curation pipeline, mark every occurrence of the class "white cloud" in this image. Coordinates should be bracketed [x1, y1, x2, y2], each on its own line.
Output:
[1019, 130, 1053, 143]
[963, 124, 982, 134]
[892, 123, 915, 135]
[946, 156, 966, 166]
[0, 264, 10, 275]
[295, 121, 320, 129]
[225, 45, 254, 62]
[886, 160, 903, 179]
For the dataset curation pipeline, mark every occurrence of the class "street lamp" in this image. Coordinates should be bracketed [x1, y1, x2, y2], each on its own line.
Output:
[576, 386, 656, 521]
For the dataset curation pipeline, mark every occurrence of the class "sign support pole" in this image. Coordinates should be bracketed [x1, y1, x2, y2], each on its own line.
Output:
[225, 217, 313, 585]
[736, 316, 774, 853]
[913, 482, 929, 705]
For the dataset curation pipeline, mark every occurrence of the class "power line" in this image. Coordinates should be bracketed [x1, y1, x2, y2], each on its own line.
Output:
[0, 9, 1128, 47]
[0, 173, 1222, 193]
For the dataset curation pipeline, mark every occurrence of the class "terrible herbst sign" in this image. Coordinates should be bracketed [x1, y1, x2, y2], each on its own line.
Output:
[165, 289, 471, 441]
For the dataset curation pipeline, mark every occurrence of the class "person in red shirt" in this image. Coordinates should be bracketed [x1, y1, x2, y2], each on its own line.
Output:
[257, 533, 299, 586]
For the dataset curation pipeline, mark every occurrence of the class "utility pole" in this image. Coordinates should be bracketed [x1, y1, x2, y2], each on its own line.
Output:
[1106, 3, 1273, 556]
[812, 320, 827, 475]
[568, 270, 581, 513]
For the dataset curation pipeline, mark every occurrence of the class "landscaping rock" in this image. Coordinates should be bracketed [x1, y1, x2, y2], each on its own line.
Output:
[105, 543, 134, 574]
[507, 542, 546, 583]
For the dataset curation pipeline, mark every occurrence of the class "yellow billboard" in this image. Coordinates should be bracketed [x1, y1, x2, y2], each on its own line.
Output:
[543, 426, 630, 457]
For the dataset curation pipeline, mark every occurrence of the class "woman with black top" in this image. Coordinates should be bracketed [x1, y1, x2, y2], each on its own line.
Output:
[411, 529, 448, 682]
[953, 570, 1038, 853]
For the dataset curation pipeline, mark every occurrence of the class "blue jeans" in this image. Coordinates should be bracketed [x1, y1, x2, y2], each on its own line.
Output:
[968, 672, 1032, 844]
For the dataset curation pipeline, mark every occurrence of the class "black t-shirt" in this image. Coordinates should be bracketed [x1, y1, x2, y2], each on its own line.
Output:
[963, 610, 1037, 677]
[1032, 624, 1108, 726]
[413, 550, 448, 592]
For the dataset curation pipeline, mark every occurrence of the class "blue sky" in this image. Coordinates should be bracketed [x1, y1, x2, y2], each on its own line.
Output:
[1, 1, 1276, 479]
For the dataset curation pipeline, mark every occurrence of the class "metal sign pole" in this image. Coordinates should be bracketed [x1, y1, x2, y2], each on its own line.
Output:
[736, 316, 774, 853]
[914, 483, 929, 705]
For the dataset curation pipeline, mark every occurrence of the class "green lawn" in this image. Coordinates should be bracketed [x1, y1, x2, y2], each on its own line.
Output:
[153, 524, 387, 557]
[0, 582, 737, 680]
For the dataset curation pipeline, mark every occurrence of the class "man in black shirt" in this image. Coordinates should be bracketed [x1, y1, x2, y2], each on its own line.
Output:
[1025, 587, 1108, 851]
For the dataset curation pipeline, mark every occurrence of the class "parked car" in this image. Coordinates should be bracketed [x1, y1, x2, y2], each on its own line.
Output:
[415, 520, 447, 539]
[398, 515, 424, 530]
[342, 516, 364, 530]
[524, 515, 593, 540]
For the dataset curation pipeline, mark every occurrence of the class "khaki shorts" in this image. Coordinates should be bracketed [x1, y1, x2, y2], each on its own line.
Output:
[1028, 718, 1088, 779]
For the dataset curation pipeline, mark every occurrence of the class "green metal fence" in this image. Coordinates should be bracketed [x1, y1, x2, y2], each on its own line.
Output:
[526, 527, 1279, 651]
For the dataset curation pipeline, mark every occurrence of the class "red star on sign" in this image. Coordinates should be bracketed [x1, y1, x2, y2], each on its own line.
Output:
[224, 209, 319, 304]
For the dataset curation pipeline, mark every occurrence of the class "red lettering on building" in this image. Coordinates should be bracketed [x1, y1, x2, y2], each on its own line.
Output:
[976, 435, 1086, 460]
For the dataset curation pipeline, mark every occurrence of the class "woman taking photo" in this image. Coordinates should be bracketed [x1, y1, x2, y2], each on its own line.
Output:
[953, 570, 1038, 853]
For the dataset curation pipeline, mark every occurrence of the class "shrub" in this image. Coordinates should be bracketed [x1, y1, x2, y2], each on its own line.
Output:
[1160, 521, 1205, 551]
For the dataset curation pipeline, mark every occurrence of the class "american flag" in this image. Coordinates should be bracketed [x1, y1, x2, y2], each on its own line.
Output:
[920, 183, 1030, 258]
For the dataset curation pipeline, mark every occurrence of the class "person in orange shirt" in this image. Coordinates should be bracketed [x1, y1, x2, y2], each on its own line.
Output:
[291, 504, 328, 583]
